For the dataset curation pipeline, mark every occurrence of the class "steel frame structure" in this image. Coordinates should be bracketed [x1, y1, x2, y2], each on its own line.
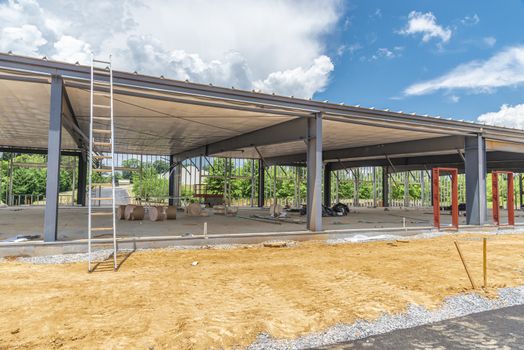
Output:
[492, 171, 515, 226]
[432, 167, 459, 230]
[1, 53, 524, 240]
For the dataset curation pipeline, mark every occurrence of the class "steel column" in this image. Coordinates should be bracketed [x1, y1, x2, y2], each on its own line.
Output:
[323, 163, 332, 207]
[519, 174, 524, 209]
[432, 167, 459, 230]
[492, 171, 515, 226]
[43, 75, 64, 242]
[8, 156, 13, 206]
[372, 167, 377, 207]
[353, 169, 359, 207]
[403, 172, 409, 207]
[306, 112, 323, 231]
[382, 166, 389, 207]
[168, 154, 177, 206]
[257, 158, 265, 207]
[77, 151, 87, 206]
[465, 135, 487, 225]
[420, 170, 425, 206]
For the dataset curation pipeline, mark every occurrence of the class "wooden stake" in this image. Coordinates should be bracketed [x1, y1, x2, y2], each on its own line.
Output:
[454, 241, 477, 289]
[483, 238, 487, 288]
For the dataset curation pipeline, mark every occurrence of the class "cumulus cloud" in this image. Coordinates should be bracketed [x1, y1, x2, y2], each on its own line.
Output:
[477, 104, 524, 129]
[399, 11, 452, 44]
[0, 0, 341, 98]
[253, 55, 334, 98]
[53, 35, 92, 64]
[404, 46, 524, 96]
[461, 14, 480, 26]
[0, 24, 47, 56]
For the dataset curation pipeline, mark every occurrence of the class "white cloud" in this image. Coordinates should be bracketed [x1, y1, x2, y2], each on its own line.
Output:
[0, 24, 47, 56]
[477, 103, 524, 129]
[52, 35, 92, 64]
[337, 43, 362, 57]
[253, 55, 334, 98]
[448, 95, 460, 103]
[483, 36, 497, 48]
[0, 0, 342, 98]
[370, 46, 404, 60]
[404, 46, 524, 96]
[461, 14, 480, 26]
[399, 11, 452, 44]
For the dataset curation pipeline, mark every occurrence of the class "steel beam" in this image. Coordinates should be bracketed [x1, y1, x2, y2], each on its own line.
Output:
[265, 136, 465, 165]
[306, 113, 323, 231]
[173, 118, 307, 160]
[43, 75, 63, 242]
[0, 146, 79, 156]
[465, 135, 487, 225]
[61, 87, 87, 148]
[77, 151, 87, 206]
[323, 163, 332, 207]
[329, 151, 524, 172]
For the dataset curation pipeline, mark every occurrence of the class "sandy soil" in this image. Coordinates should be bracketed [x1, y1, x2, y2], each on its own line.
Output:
[1, 234, 524, 349]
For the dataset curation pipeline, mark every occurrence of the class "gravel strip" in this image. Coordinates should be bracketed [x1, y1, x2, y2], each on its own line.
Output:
[15, 249, 122, 264]
[247, 286, 524, 350]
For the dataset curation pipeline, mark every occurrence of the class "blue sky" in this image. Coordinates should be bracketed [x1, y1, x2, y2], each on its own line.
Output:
[0, 0, 523, 127]
[317, 0, 524, 122]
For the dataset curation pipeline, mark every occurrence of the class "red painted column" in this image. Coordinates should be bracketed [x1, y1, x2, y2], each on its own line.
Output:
[451, 169, 459, 229]
[508, 173, 515, 226]
[432, 168, 440, 229]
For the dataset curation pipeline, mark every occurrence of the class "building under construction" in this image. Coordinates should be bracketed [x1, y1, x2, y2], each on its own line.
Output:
[1, 52, 524, 256]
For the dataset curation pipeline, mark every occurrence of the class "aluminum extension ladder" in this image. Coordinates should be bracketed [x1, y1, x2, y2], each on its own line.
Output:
[87, 54, 117, 272]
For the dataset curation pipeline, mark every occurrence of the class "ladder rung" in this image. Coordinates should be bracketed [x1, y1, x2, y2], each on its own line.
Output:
[93, 142, 112, 147]
[93, 91, 110, 96]
[93, 104, 110, 109]
[93, 129, 111, 134]
[92, 168, 113, 172]
[91, 212, 113, 216]
[91, 227, 114, 232]
[93, 59, 111, 64]
[92, 155, 112, 159]
[92, 116, 111, 121]
[93, 80, 110, 86]
[91, 197, 113, 201]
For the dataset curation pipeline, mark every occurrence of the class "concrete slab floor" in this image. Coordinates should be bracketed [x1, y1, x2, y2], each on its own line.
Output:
[0, 206, 521, 242]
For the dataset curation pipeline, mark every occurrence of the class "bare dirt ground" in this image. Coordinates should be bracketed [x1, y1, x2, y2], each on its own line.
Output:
[1, 234, 524, 350]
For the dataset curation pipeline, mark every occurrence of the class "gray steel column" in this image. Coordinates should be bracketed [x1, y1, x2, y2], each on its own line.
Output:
[323, 162, 332, 207]
[8, 156, 13, 206]
[168, 154, 176, 206]
[382, 166, 389, 207]
[353, 169, 359, 207]
[77, 151, 87, 206]
[43, 75, 64, 242]
[258, 158, 265, 207]
[420, 170, 425, 206]
[306, 112, 323, 231]
[465, 135, 487, 225]
[372, 167, 377, 207]
[403, 172, 409, 207]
